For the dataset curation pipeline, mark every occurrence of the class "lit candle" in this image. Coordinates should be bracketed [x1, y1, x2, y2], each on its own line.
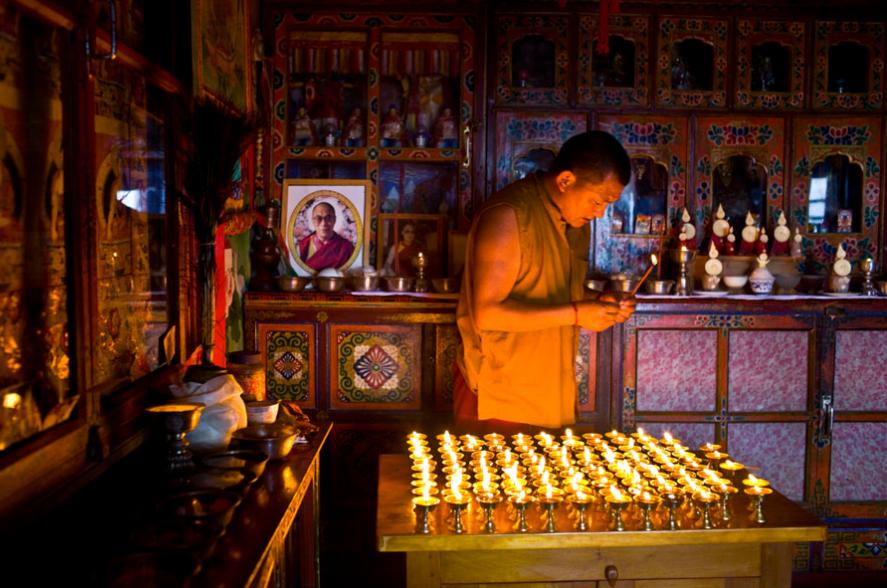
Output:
[662, 431, 676, 446]
[720, 459, 745, 473]
[742, 474, 770, 488]
[630, 253, 659, 296]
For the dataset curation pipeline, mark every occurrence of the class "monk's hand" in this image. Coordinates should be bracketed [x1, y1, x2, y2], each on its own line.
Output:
[598, 292, 637, 324]
[575, 299, 621, 331]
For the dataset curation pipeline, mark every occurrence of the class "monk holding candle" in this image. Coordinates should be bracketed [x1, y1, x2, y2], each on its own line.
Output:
[455, 131, 636, 429]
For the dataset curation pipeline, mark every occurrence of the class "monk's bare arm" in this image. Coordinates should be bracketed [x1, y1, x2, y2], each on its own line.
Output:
[470, 206, 630, 332]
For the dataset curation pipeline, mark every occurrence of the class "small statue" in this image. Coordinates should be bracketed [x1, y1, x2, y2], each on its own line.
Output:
[292, 106, 316, 147]
[344, 108, 364, 147]
[433, 107, 458, 148]
[381, 106, 403, 147]
[770, 211, 791, 256]
[738, 211, 758, 255]
[413, 126, 431, 148]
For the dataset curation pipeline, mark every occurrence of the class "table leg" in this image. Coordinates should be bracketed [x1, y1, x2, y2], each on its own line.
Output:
[406, 552, 442, 588]
[760, 542, 793, 588]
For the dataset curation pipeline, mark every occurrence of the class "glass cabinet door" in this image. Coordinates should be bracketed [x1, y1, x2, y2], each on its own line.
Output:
[0, 6, 73, 449]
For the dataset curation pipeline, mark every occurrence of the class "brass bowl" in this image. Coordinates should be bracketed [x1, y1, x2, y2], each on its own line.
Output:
[384, 276, 415, 292]
[314, 276, 345, 293]
[231, 423, 299, 461]
[431, 277, 459, 294]
[877, 281, 887, 296]
[146, 402, 204, 435]
[347, 274, 379, 292]
[278, 275, 311, 292]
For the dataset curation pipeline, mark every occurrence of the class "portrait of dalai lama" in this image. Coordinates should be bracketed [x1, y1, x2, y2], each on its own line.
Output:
[296, 200, 356, 271]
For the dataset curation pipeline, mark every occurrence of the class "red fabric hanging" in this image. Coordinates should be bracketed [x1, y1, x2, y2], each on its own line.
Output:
[596, 0, 621, 55]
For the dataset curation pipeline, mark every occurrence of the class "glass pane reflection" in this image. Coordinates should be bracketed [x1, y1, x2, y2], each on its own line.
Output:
[612, 156, 668, 235]
[712, 155, 767, 230]
[807, 154, 863, 234]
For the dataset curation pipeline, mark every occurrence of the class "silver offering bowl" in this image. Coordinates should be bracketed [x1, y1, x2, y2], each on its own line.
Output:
[146, 402, 205, 472]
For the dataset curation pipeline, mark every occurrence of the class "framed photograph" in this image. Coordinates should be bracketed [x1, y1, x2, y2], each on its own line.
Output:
[283, 180, 372, 276]
[837, 209, 853, 233]
[191, 0, 253, 114]
[651, 213, 666, 235]
[635, 214, 652, 235]
[376, 214, 447, 278]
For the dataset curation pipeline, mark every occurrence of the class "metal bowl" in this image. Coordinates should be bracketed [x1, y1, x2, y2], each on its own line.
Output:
[878, 281, 887, 296]
[277, 275, 311, 292]
[608, 277, 639, 293]
[154, 489, 242, 528]
[431, 277, 459, 294]
[645, 279, 674, 295]
[231, 423, 299, 461]
[584, 278, 608, 293]
[197, 448, 270, 478]
[347, 274, 379, 292]
[314, 276, 345, 293]
[384, 276, 415, 292]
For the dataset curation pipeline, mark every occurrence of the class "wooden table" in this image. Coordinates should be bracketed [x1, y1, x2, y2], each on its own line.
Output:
[377, 454, 825, 588]
[197, 420, 331, 588]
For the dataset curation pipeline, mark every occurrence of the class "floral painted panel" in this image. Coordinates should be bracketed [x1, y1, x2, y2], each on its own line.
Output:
[655, 17, 728, 108]
[829, 422, 887, 502]
[790, 117, 882, 271]
[577, 14, 649, 107]
[638, 422, 714, 451]
[736, 19, 806, 110]
[494, 111, 587, 191]
[495, 14, 569, 106]
[813, 21, 884, 110]
[834, 331, 887, 411]
[728, 330, 808, 412]
[260, 324, 315, 406]
[693, 116, 786, 236]
[595, 115, 689, 274]
[823, 529, 887, 571]
[331, 324, 421, 410]
[728, 422, 807, 501]
[636, 329, 717, 412]
[576, 329, 596, 412]
[434, 324, 458, 411]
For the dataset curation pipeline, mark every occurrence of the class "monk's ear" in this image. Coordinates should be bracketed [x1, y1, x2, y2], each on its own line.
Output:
[554, 170, 576, 192]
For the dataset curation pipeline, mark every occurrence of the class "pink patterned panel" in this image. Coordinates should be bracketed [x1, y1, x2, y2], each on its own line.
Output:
[639, 422, 715, 451]
[830, 422, 887, 502]
[728, 331, 808, 412]
[728, 422, 807, 501]
[835, 331, 887, 411]
[636, 330, 717, 412]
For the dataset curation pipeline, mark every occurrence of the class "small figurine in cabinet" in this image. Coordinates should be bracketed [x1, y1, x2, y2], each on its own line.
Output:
[292, 106, 316, 146]
[344, 108, 364, 147]
[433, 107, 458, 148]
[381, 106, 404, 147]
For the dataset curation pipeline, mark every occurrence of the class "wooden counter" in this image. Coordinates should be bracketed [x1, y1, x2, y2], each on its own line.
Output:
[377, 454, 825, 588]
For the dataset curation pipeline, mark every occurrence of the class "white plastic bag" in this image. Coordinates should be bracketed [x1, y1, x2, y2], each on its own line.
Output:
[169, 374, 247, 453]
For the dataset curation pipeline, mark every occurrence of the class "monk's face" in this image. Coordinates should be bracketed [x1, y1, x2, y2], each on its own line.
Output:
[560, 172, 625, 228]
[312, 203, 336, 240]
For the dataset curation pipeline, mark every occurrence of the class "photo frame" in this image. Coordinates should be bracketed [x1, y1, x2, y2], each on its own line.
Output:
[191, 0, 253, 114]
[283, 180, 372, 276]
[376, 214, 447, 278]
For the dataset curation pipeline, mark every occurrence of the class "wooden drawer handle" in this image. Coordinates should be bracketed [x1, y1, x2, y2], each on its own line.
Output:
[605, 564, 619, 586]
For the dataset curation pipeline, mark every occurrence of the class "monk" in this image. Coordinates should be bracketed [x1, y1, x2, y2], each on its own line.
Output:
[456, 131, 636, 430]
[297, 202, 355, 271]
